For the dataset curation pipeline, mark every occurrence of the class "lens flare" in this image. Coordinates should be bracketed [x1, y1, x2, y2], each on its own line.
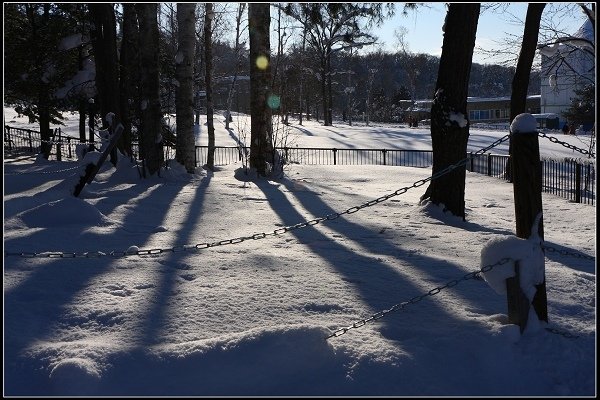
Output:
[256, 55, 269, 70]
[267, 94, 281, 109]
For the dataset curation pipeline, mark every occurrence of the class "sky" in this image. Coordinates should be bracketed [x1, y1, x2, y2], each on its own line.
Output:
[3, 107, 596, 396]
[370, 2, 592, 65]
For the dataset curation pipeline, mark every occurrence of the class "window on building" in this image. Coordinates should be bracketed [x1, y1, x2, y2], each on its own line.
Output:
[480, 110, 490, 120]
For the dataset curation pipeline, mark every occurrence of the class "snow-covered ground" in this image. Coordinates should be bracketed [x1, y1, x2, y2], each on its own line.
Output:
[3, 107, 596, 396]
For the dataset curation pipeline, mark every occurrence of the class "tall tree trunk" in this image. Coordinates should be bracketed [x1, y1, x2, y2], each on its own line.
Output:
[248, 3, 272, 176]
[176, 3, 196, 173]
[506, 4, 546, 181]
[326, 53, 333, 126]
[421, 3, 480, 221]
[320, 60, 328, 126]
[118, 3, 139, 157]
[204, 3, 216, 171]
[225, 3, 246, 130]
[136, 3, 163, 176]
[510, 4, 546, 122]
[89, 4, 121, 164]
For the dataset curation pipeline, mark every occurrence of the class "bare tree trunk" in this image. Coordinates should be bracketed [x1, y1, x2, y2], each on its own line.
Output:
[505, 3, 546, 182]
[225, 3, 246, 130]
[204, 3, 216, 171]
[249, 3, 271, 176]
[510, 4, 546, 122]
[421, 3, 480, 221]
[176, 3, 197, 173]
[118, 3, 138, 157]
[136, 3, 163, 176]
[89, 3, 121, 165]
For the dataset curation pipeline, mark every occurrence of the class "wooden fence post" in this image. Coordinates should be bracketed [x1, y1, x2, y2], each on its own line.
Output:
[510, 113, 548, 332]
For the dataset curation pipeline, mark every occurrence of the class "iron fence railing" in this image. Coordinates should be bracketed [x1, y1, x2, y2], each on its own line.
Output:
[4, 125, 595, 205]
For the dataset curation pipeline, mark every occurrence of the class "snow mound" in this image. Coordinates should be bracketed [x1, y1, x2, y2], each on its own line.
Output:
[18, 197, 114, 228]
[49, 357, 101, 395]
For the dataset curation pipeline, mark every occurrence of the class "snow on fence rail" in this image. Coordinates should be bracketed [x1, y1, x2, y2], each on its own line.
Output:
[4, 125, 595, 205]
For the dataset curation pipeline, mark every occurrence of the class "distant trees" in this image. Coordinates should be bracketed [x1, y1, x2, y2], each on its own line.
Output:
[4, 4, 80, 159]
[281, 4, 390, 126]
[562, 84, 595, 128]
[420, 3, 480, 220]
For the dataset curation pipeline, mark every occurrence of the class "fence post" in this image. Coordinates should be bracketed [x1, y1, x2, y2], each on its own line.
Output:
[510, 113, 548, 332]
[469, 152, 474, 172]
[487, 153, 492, 176]
[56, 127, 62, 161]
[6, 126, 13, 151]
[575, 162, 582, 203]
[333, 148, 337, 165]
[28, 130, 33, 153]
[382, 149, 387, 165]
[67, 137, 72, 158]
[506, 261, 530, 333]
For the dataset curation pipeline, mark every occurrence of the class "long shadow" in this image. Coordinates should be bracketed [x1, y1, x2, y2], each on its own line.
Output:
[135, 173, 212, 347]
[3, 171, 186, 395]
[291, 125, 314, 137]
[254, 178, 507, 343]
[226, 127, 245, 147]
[543, 240, 596, 274]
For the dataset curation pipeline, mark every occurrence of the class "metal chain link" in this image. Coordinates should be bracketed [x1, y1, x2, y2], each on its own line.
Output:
[538, 132, 595, 158]
[5, 135, 512, 259]
[542, 244, 595, 260]
[325, 257, 513, 339]
[3, 164, 86, 176]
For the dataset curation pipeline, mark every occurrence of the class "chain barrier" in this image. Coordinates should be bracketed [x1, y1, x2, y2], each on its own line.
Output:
[5, 132, 588, 341]
[325, 258, 512, 339]
[5, 135, 511, 259]
[3, 164, 86, 176]
[538, 132, 595, 158]
[542, 244, 595, 261]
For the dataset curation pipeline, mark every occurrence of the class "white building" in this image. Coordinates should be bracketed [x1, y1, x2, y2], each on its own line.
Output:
[539, 18, 595, 128]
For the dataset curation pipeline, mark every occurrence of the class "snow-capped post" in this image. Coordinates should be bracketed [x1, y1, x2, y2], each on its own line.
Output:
[509, 113, 548, 327]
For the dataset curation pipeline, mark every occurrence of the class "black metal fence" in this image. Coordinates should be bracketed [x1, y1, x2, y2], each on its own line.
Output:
[4, 125, 595, 205]
[466, 152, 595, 205]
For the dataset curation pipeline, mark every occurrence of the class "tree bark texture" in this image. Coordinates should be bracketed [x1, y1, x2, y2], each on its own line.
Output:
[423, 3, 480, 220]
[135, 3, 163, 176]
[118, 3, 139, 157]
[176, 3, 197, 173]
[204, 3, 216, 171]
[249, 3, 272, 176]
[510, 3, 546, 123]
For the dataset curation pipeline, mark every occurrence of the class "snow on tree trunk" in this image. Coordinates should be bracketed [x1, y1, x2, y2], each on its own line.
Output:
[421, 3, 480, 221]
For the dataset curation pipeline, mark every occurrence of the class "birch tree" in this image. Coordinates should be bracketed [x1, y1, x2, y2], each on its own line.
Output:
[176, 3, 197, 173]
